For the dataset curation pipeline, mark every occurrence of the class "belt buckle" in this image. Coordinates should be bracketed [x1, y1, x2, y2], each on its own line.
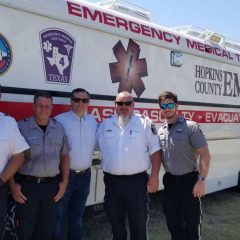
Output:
[76, 170, 84, 175]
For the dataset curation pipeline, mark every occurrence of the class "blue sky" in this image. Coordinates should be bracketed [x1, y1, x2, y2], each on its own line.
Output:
[90, 0, 240, 42]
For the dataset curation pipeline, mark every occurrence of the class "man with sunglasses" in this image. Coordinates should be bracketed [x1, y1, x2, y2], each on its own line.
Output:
[54, 88, 98, 240]
[158, 91, 211, 240]
[97, 91, 161, 240]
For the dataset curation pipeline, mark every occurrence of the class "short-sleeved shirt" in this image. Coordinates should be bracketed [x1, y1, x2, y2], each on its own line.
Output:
[0, 113, 29, 174]
[158, 116, 207, 175]
[18, 116, 70, 177]
[55, 111, 98, 171]
[97, 113, 161, 175]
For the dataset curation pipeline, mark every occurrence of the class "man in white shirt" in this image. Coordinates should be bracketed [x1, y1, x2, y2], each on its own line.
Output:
[0, 84, 29, 239]
[54, 88, 98, 240]
[97, 91, 161, 240]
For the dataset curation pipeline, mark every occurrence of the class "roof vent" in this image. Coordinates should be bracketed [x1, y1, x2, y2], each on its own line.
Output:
[95, 0, 152, 22]
[172, 25, 225, 45]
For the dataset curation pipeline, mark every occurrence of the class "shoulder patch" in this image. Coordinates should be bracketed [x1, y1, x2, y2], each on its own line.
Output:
[151, 123, 158, 135]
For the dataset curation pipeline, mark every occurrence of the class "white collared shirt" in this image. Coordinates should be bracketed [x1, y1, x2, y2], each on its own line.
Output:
[0, 112, 29, 174]
[97, 113, 161, 175]
[55, 111, 98, 170]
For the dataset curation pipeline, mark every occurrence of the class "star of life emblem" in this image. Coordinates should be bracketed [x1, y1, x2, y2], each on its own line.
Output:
[109, 39, 148, 97]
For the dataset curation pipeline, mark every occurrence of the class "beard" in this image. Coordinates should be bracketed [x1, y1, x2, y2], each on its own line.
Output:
[118, 115, 130, 129]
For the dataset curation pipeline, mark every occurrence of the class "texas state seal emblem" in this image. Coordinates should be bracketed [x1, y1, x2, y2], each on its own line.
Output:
[0, 33, 12, 76]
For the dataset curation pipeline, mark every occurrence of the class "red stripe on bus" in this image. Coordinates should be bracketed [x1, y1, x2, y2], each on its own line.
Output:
[0, 101, 240, 123]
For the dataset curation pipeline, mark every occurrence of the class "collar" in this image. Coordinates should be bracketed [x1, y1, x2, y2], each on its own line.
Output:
[29, 116, 56, 129]
[70, 110, 87, 121]
[0, 112, 5, 120]
[163, 115, 185, 129]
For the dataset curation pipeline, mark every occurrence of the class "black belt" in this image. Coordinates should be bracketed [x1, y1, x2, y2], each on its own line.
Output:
[104, 171, 147, 178]
[166, 171, 198, 180]
[15, 173, 59, 184]
[70, 168, 90, 176]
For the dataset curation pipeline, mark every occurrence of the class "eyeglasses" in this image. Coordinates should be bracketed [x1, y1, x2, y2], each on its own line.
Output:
[160, 103, 175, 109]
[115, 101, 133, 106]
[72, 98, 89, 103]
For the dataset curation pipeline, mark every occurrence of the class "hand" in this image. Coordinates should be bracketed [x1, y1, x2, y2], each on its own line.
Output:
[147, 175, 159, 193]
[192, 180, 205, 198]
[54, 181, 67, 202]
[10, 183, 27, 204]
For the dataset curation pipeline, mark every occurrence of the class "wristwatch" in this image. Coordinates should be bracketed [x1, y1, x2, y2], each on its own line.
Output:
[198, 175, 206, 182]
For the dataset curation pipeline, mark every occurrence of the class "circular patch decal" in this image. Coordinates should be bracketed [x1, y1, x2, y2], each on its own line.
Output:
[0, 33, 12, 76]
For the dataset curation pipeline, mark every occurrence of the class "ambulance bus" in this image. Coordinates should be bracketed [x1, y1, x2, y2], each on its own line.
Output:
[0, 0, 240, 205]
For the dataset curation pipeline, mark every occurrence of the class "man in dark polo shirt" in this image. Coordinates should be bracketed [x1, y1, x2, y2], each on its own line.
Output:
[9, 91, 70, 240]
[158, 91, 211, 240]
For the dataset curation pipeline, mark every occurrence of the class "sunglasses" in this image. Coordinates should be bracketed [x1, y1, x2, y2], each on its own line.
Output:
[115, 101, 133, 106]
[72, 98, 89, 103]
[160, 103, 175, 109]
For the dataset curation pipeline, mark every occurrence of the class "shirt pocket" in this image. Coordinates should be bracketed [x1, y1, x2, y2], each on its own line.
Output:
[104, 131, 115, 138]
[129, 130, 146, 152]
[102, 130, 116, 149]
[129, 130, 141, 138]
[171, 133, 189, 149]
[172, 133, 188, 141]
[28, 138, 42, 159]
[48, 137, 62, 154]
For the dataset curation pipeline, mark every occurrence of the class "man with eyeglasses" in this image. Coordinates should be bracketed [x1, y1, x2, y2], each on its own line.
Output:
[54, 88, 98, 240]
[97, 91, 161, 240]
[158, 91, 211, 240]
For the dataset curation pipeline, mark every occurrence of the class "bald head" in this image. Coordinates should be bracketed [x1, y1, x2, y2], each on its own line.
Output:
[115, 91, 133, 102]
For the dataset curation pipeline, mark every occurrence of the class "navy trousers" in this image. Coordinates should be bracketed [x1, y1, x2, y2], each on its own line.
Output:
[15, 176, 59, 240]
[0, 184, 7, 240]
[54, 169, 91, 240]
[104, 172, 149, 240]
[163, 171, 202, 240]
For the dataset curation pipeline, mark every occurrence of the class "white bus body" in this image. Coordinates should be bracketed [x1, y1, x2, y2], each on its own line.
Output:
[0, 0, 240, 205]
